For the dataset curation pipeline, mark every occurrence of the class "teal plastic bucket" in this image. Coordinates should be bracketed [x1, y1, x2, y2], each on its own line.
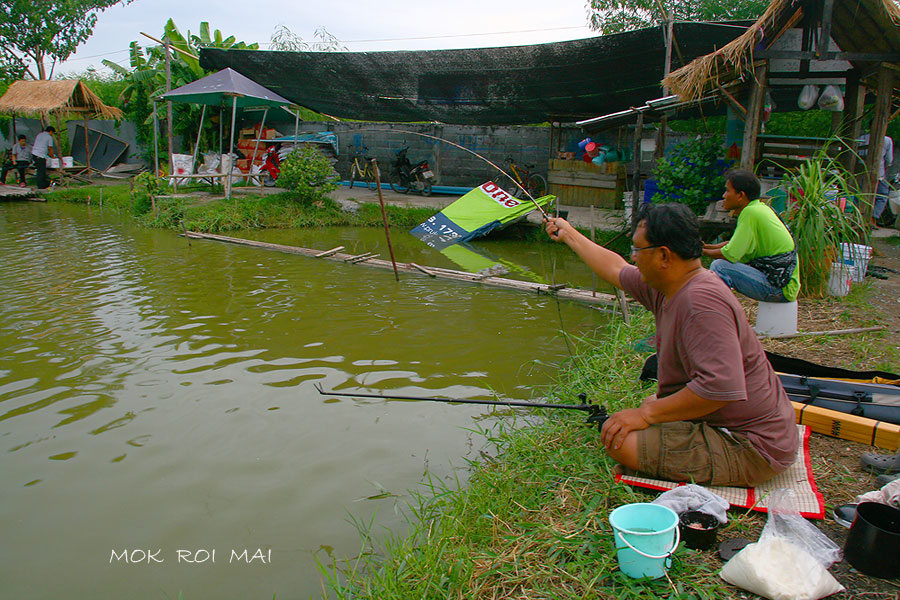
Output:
[609, 503, 680, 579]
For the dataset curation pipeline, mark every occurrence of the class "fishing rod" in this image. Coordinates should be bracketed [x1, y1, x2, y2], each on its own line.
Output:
[353, 127, 552, 222]
[314, 383, 610, 430]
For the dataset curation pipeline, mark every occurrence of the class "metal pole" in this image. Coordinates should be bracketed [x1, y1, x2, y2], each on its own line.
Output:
[372, 159, 399, 281]
[192, 104, 207, 175]
[227, 95, 237, 200]
[250, 107, 268, 187]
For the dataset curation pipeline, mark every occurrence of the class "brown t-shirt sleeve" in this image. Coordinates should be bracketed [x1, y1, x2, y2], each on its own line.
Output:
[619, 265, 660, 312]
[680, 309, 748, 402]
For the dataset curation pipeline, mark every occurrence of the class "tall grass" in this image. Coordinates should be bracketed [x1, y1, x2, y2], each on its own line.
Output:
[780, 147, 868, 297]
[319, 311, 747, 599]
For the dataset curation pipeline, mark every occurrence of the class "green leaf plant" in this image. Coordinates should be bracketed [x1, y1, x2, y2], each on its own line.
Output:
[778, 144, 869, 298]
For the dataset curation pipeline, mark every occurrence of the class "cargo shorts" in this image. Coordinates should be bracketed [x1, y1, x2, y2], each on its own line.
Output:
[636, 421, 779, 487]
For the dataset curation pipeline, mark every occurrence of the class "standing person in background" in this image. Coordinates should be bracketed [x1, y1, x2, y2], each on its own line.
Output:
[31, 126, 57, 190]
[703, 169, 800, 303]
[860, 131, 894, 228]
[1, 134, 31, 187]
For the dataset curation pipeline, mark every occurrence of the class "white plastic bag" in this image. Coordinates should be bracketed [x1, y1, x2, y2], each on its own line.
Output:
[818, 85, 844, 112]
[719, 490, 844, 600]
[798, 85, 819, 110]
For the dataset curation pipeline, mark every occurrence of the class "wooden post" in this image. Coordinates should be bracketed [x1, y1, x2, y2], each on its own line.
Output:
[630, 111, 644, 233]
[152, 101, 159, 177]
[740, 63, 768, 170]
[372, 159, 399, 282]
[839, 70, 865, 173]
[862, 64, 894, 226]
[164, 37, 174, 176]
[83, 115, 91, 175]
[227, 95, 237, 200]
[654, 17, 675, 162]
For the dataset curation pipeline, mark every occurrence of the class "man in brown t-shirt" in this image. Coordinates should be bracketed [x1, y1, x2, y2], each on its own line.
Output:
[546, 203, 798, 486]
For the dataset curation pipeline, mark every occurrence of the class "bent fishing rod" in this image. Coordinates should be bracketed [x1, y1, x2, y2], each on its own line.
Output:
[352, 127, 552, 222]
[314, 383, 610, 429]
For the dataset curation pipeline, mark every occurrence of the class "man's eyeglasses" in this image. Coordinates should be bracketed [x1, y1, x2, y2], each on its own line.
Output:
[630, 244, 662, 256]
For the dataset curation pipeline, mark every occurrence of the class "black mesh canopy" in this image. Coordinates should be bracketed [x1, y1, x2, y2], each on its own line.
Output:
[199, 22, 748, 125]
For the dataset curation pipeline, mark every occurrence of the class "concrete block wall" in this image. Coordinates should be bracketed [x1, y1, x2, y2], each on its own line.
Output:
[299, 121, 552, 188]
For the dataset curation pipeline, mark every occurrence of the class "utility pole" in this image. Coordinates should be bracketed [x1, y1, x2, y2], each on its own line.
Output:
[164, 37, 174, 174]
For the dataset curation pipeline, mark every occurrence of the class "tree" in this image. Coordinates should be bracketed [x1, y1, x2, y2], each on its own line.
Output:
[0, 0, 135, 80]
[269, 25, 347, 52]
[586, 0, 768, 34]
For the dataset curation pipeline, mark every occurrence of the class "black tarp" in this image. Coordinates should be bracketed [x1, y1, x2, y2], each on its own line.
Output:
[70, 124, 129, 171]
[199, 22, 749, 125]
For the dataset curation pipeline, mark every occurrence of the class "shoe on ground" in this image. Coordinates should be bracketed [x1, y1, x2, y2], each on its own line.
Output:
[832, 503, 857, 528]
[860, 451, 900, 474]
[876, 472, 900, 487]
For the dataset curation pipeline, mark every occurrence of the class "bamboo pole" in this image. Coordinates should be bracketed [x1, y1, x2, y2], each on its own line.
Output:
[251, 107, 268, 187]
[153, 101, 159, 176]
[164, 37, 174, 178]
[192, 104, 207, 176]
[373, 159, 399, 281]
[760, 325, 884, 340]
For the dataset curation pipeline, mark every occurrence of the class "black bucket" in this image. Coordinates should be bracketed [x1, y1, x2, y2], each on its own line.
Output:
[679, 511, 719, 551]
[844, 502, 900, 579]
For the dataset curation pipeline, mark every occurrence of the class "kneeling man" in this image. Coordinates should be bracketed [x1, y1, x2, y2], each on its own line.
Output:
[546, 203, 798, 486]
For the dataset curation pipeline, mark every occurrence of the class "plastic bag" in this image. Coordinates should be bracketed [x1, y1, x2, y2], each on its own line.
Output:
[798, 85, 819, 110]
[719, 490, 844, 600]
[818, 85, 844, 112]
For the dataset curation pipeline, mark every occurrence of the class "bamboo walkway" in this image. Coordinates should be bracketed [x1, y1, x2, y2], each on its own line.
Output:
[183, 231, 619, 308]
[0, 184, 41, 200]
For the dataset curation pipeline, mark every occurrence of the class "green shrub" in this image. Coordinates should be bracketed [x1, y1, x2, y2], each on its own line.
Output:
[652, 135, 731, 215]
[277, 145, 338, 202]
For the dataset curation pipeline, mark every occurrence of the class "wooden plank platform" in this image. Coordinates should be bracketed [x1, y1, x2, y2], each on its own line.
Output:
[183, 231, 620, 308]
[0, 184, 41, 200]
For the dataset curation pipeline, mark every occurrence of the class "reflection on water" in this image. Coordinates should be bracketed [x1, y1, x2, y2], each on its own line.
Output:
[0, 202, 609, 599]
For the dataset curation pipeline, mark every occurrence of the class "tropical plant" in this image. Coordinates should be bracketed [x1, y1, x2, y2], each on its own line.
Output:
[276, 146, 339, 203]
[102, 20, 259, 161]
[587, 0, 768, 34]
[779, 146, 868, 298]
[652, 135, 731, 215]
[0, 0, 135, 80]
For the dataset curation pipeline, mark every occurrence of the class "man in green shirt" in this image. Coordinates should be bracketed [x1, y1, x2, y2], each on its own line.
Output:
[703, 169, 800, 302]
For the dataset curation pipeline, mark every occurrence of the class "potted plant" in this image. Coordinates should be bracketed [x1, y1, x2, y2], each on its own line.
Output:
[779, 146, 868, 298]
[652, 135, 732, 216]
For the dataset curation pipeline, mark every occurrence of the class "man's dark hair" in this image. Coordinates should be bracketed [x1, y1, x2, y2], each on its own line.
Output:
[45, 126, 55, 133]
[725, 168, 760, 201]
[637, 203, 702, 260]
[17, 134, 26, 140]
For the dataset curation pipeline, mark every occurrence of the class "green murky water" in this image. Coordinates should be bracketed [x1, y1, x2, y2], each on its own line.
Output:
[0, 202, 611, 599]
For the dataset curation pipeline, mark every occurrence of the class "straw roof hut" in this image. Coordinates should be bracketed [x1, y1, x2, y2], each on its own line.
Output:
[0, 79, 122, 120]
[660, 0, 900, 220]
[662, 0, 900, 103]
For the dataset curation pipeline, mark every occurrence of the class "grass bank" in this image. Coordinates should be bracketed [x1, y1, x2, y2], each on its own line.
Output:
[319, 310, 755, 599]
[42, 184, 438, 233]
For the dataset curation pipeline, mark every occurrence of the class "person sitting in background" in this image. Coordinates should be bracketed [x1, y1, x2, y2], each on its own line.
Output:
[703, 169, 800, 303]
[545, 203, 799, 487]
[1, 134, 31, 187]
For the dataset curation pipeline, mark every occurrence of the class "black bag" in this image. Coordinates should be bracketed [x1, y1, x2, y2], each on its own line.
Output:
[747, 250, 797, 289]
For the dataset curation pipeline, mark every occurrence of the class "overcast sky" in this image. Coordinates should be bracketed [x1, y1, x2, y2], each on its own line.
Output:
[56, 0, 599, 76]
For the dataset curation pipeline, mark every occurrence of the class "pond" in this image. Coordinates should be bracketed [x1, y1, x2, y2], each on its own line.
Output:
[0, 202, 614, 599]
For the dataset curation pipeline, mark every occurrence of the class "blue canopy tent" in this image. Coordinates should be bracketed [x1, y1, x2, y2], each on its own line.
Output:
[157, 67, 296, 197]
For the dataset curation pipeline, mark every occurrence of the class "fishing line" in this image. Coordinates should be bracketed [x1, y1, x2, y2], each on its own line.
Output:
[348, 127, 551, 220]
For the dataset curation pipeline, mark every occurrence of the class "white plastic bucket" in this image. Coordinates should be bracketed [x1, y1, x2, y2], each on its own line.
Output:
[755, 300, 798, 336]
[827, 262, 852, 296]
[609, 503, 680, 579]
[62, 156, 74, 168]
[841, 243, 872, 283]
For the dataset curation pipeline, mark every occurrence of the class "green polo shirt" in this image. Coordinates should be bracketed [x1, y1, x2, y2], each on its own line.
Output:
[721, 199, 801, 301]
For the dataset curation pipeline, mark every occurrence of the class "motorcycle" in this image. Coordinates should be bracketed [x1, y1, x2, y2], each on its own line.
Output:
[259, 143, 281, 187]
[389, 146, 433, 196]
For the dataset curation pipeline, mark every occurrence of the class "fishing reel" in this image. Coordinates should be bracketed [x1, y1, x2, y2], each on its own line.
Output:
[576, 392, 610, 430]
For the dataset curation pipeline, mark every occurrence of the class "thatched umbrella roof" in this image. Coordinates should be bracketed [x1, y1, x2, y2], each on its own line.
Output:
[663, 0, 900, 102]
[0, 79, 122, 119]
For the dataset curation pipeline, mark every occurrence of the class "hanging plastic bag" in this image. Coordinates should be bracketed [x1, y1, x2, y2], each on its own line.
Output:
[818, 85, 845, 112]
[720, 489, 844, 600]
[798, 85, 819, 110]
